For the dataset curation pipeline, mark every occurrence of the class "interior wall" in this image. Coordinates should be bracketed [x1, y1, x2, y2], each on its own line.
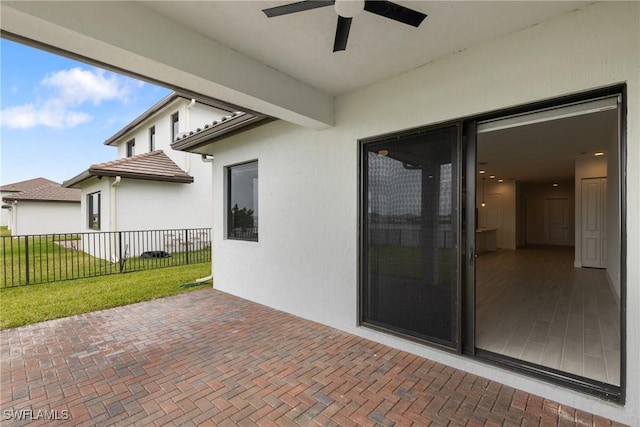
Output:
[522, 181, 575, 246]
[516, 182, 526, 247]
[574, 156, 607, 267]
[477, 180, 516, 249]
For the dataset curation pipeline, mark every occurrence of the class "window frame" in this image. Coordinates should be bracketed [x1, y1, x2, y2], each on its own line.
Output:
[226, 160, 259, 242]
[87, 191, 101, 231]
[149, 125, 156, 151]
[126, 138, 135, 157]
[171, 112, 179, 141]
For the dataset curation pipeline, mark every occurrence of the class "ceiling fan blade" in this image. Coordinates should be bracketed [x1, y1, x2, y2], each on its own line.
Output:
[364, 0, 426, 27]
[333, 16, 352, 52]
[263, 0, 334, 17]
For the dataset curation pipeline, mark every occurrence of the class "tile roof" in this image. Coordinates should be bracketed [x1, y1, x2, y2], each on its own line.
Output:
[63, 150, 193, 188]
[0, 177, 58, 193]
[2, 184, 80, 203]
[171, 111, 271, 153]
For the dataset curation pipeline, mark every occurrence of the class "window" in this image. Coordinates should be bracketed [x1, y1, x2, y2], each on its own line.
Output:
[88, 192, 101, 230]
[227, 161, 258, 241]
[149, 126, 155, 151]
[126, 139, 135, 157]
[171, 112, 179, 141]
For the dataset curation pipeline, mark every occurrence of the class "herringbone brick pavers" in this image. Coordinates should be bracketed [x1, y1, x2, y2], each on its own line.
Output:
[0, 288, 627, 426]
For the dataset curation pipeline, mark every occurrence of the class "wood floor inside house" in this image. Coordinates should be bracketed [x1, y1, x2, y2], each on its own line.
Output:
[475, 246, 620, 385]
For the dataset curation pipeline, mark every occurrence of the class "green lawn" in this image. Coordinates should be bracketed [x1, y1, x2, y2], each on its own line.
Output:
[1, 232, 210, 287]
[0, 262, 211, 329]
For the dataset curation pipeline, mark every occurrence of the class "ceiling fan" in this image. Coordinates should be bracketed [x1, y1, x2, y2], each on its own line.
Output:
[262, 0, 427, 52]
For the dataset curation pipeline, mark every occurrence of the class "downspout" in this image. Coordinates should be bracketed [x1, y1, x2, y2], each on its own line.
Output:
[195, 154, 214, 285]
[110, 176, 122, 263]
[11, 201, 17, 235]
[184, 99, 196, 173]
[110, 176, 121, 231]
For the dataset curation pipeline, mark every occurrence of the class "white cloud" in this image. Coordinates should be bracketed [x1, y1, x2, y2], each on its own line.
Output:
[41, 68, 133, 106]
[1, 67, 140, 130]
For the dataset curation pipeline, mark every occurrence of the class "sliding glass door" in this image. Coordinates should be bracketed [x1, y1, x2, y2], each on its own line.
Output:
[359, 86, 624, 400]
[360, 123, 461, 349]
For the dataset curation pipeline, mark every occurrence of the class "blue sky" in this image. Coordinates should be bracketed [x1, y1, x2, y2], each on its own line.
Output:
[1, 38, 172, 186]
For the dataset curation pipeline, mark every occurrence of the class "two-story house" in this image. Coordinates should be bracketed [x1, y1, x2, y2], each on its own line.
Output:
[63, 91, 240, 260]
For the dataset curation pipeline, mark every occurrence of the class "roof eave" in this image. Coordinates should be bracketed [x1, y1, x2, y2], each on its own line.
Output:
[62, 170, 93, 188]
[104, 92, 183, 146]
[171, 114, 273, 153]
[87, 169, 194, 184]
[2, 198, 80, 203]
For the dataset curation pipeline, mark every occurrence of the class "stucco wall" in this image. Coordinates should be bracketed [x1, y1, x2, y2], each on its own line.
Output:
[205, 3, 639, 424]
[10, 201, 80, 236]
[115, 179, 211, 231]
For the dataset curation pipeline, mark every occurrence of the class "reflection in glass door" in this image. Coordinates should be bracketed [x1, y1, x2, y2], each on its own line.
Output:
[361, 124, 460, 349]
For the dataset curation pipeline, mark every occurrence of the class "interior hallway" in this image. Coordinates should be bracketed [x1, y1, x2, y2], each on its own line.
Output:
[475, 246, 620, 385]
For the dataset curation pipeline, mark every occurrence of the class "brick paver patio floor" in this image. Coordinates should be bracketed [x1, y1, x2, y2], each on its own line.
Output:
[0, 288, 627, 426]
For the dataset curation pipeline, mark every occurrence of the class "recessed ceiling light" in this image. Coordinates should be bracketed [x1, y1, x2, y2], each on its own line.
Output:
[378, 150, 389, 156]
[553, 183, 559, 187]
[594, 152, 605, 156]
[479, 170, 485, 174]
[498, 179, 504, 183]
[489, 175, 495, 179]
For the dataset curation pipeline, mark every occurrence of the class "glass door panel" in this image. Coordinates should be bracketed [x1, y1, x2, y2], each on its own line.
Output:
[361, 124, 460, 349]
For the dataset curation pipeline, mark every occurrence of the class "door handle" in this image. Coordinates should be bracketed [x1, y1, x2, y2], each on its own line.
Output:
[469, 246, 475, 265]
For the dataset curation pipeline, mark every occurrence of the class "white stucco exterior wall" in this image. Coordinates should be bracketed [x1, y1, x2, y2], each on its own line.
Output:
[9, 201, 80, 236]
[115, 179, 211, 231]
[0, 191, 12, 227]
[205, 3, 639, 424]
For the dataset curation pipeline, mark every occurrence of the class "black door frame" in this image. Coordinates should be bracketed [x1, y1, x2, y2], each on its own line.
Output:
[358, 120, 463, 353]
[358, 84, 626, 403]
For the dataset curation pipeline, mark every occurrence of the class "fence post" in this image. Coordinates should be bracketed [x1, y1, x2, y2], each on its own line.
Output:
[118, 231, 124, 273]
[25, 236, 30, 285]
[185, 229, 190, 265]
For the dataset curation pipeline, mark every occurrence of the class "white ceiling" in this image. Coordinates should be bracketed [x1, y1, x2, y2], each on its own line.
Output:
[0, 1, 591, 128]
[478, 109, 618, 184]
[141, 1, 588, 96]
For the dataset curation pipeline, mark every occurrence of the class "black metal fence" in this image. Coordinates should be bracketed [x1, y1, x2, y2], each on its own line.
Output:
[1, 228, 211, 288]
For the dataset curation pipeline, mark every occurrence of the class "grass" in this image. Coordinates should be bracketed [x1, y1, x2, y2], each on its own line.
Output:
[0, 262, 211, 329]
[370, 245, 455, 283]
[0, 226, 9, 237]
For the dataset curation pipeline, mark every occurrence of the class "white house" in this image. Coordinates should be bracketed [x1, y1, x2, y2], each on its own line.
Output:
[2, 2, 638, 424]
[62, 92, 255, 260]
[63, 92, 245, 233]
[2, 183, 80, 236]
[0, 177, 58, 229]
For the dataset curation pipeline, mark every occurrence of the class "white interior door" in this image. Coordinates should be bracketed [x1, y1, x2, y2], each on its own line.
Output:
[582, 177, 606, 268]
[545, 197, 570, 245]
